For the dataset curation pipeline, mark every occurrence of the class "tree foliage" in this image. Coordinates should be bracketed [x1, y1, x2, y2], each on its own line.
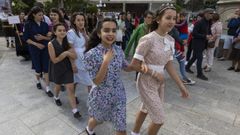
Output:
[12, 0, 29, 14]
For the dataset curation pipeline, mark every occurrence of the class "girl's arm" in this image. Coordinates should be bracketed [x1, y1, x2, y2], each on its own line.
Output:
[93, 49, 114, 85]
[165, 61, 189, 98]
[48, 42, 68, 64]
[67, 47, 77, 59]
[124, 58, 143, 72]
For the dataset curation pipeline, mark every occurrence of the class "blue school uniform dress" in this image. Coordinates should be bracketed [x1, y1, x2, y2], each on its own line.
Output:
[23, 21, 49, 73]
[84, 44, 128, 131]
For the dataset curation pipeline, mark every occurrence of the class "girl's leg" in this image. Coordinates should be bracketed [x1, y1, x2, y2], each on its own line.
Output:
[54, 84, 62, 106]
[86, 117, 98, 134]
[65, 83, 77, 109]
[132, 111, 148, 134]
[147, 122, 163, 135]
[35, 73, 42, 89]
[54, 84, 61, 98]
[43, 73, 53, 97]
[65, 83, 81, 118]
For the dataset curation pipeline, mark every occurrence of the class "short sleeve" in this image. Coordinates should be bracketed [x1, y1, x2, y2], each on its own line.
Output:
[133, 36, 152, 61]
[84, 50, 99, 80]
[67, 30, 75, 45]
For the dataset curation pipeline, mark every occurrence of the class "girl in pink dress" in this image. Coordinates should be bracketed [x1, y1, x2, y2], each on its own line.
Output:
[129, 4, 189, 135]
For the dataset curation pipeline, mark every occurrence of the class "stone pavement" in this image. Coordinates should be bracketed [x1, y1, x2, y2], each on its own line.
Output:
[0, 37, 240, 135]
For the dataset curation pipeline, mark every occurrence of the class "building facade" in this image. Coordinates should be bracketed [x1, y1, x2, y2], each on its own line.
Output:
[217, 0, 240, 33]
[90, 0, 175, 16]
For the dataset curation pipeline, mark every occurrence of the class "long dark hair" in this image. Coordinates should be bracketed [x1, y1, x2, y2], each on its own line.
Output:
[50, 8, 65, 24]
[59, 8, 69, 21]
[151, 4, 176, 31]
[70, 12, 87, 37]
[53, 23, 70, 51]
[85, 18, 118, 53]
[27, 6, 43, 21]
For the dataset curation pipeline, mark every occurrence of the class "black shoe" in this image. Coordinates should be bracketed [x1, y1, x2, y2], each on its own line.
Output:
[75, 97, 79, 104]
[197, 74, 208, 81]
[185, 68, 194, 74]
[61, 85, 65, 92]
[85, 127, 96, 135]
[46, 91, 54, 97]
[73, 111, 82, 119]
[36, 83, 42, 89]
[54, 98, 62, 106]
[227, 67, 235, 71]
[235, 69, 240, 72]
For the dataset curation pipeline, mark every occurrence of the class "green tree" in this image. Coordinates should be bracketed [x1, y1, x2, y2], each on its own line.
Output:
[22, 0, 36, 13]
[12, 0, 29, 14]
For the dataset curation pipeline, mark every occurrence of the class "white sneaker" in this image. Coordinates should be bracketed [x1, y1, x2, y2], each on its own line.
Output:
[182, 78, 196, 85]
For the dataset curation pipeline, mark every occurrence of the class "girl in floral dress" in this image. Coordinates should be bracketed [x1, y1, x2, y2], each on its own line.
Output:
[84, 18, 140, 135]
[129, 4, 189, 135]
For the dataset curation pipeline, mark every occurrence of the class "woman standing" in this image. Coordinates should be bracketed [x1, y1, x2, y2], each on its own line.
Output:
[204, 13, 222, 72]
[67, 13, 92, 96]
[130, 4, 189, 135]
[23, 6, 53, 97]
[48, 23, 81, 118]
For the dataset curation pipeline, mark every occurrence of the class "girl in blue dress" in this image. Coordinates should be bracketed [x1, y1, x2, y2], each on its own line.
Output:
[84, 18, 141, 135]
[23, 6, 53, 97]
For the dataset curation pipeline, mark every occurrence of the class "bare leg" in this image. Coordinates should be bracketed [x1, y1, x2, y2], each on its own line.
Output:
[116, 131, 126, 135]
[87, 117, 98, 131]
[147, 122, 163, 135]
[237, 60, 240, 69]
[54, 84, 61, 97]
[65, 83, 77, 109]
[232, 60, 237, 68]
[132, 111, 148, 133]
[43, 73, 50, 86]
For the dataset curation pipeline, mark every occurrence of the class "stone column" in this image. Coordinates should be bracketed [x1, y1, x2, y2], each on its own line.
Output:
[123, 2, 126, 12]
[217, 0, 240, 33]
[149, 2, 152, 11]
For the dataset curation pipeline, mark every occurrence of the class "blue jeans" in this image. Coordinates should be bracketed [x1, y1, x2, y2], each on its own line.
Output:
[175, 50, 188, 80]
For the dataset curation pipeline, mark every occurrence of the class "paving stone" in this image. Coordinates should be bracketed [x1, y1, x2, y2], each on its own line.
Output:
[31, 117, 79, 135]
[234, 115, 240, 127]
[0, 119, 35, 135]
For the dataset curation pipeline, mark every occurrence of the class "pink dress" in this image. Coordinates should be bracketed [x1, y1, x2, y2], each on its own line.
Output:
[133, 31, 174, 124]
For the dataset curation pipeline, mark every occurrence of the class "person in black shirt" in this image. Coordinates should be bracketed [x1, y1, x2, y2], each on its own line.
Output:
[185, 8, 214, 81]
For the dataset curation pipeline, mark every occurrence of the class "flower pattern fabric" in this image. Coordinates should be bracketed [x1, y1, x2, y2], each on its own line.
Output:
[84, 44, 128, 131]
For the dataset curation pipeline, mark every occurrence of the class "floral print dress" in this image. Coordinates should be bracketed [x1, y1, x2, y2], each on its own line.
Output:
[84, 44, 128, 131]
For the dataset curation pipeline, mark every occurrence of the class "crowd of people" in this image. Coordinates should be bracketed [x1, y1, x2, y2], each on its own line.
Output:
[1, 1, 240, 135]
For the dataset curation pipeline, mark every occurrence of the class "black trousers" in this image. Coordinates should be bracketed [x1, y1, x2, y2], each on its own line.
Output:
[186, 48, 204, 76]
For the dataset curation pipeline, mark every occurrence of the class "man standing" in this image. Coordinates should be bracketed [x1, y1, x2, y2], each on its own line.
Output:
[185, 8, 214, 81]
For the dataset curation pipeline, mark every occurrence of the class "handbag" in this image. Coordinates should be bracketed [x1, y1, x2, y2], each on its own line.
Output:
[207, 40, 215, 48]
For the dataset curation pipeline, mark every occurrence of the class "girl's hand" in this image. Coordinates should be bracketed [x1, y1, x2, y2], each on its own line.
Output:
[47, 32, 52, 37]
[103, 49, 114, 63]
[140, 64, 148, 73]
[179, 86, 189, 98]
[72, 64, 78, 73]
